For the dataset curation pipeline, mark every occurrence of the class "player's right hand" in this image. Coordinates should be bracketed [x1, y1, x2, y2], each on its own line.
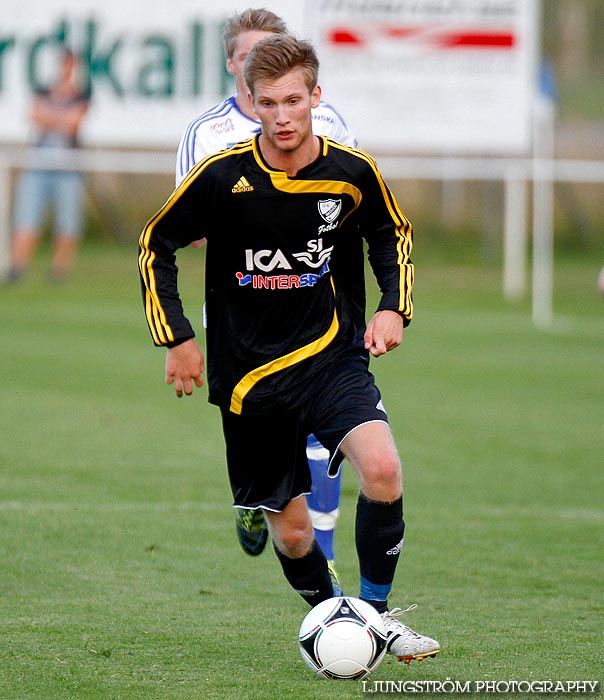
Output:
[165, 339, 205, 397]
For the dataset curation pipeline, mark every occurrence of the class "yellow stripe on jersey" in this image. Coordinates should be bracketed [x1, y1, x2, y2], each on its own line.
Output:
[252, 136, 413, 320]
[252, 138, 362, 224]
[229, 282, 340, 415]
[138, 141, 255, 344]
[326, 139, 414, 319]
[270, 170, 362, 219]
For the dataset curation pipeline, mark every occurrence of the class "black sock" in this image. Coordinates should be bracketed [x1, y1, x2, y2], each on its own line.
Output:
[356, 493, 404, 612]
[273, 540, 335, 607]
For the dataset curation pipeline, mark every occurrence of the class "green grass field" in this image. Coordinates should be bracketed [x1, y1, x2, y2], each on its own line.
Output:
[1, 242, 602, 699]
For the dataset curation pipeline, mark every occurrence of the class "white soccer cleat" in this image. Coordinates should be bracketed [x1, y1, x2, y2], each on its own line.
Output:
[381, 605, 440, 664]
[598, 266, 604, 298]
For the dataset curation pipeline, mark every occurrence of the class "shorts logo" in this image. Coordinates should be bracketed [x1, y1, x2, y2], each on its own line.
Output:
[318, 199, 341, 224]
[232, 176, 254, 193]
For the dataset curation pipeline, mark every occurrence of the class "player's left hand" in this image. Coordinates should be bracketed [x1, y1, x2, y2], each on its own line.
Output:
[364, 310, 404, 357]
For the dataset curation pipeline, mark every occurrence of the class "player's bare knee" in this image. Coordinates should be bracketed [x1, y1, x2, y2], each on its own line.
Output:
[275, 524, 314, 558]
[359, 453, 402, 498]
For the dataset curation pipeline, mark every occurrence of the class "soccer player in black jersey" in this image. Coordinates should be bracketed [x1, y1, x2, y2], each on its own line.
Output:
[139, 34, 440, 662]
[177, 8, 357, 578]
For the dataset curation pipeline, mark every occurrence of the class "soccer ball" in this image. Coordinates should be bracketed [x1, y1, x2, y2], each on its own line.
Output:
[298, 596, 388, 680]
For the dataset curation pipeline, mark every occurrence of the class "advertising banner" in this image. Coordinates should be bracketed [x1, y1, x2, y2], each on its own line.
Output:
[0, 1, 305, 147]
[308, 0, 539, 154]
[0, 0, 538, 153]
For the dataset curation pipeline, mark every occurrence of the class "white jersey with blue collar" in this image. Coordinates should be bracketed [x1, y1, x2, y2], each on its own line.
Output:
[175, 95, 356, 186]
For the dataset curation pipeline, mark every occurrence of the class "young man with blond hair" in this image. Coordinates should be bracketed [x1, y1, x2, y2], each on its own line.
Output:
[140, 33, 439, 662]
[176, 9, 356, 578]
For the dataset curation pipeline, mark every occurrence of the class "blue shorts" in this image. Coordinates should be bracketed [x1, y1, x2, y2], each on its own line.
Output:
[13, 169, 85, 238]
[220, 352, 388, 512]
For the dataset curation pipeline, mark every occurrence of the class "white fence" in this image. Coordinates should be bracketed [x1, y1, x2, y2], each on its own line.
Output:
[1, 145, 603, 327]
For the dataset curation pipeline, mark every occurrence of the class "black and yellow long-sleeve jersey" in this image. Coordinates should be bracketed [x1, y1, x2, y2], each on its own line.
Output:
[139, 135, 413, 415]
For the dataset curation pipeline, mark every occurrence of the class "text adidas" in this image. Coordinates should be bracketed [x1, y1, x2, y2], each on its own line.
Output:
[232, 176, 254, 193]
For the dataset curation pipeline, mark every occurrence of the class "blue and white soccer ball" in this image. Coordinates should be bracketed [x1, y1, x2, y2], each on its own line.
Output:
[298, 596, 388, 680]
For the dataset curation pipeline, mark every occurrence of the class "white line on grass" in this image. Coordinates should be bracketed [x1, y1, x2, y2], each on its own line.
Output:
[0, 501, 226, 513]
[474, 504, 604, 522]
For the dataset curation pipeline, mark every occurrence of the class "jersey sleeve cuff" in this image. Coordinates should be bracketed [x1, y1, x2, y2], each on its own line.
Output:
[166, 333, 195, 349]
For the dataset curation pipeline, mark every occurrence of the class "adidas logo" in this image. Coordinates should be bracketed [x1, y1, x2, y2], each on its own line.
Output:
[232, 176, 254, 193]
[386, 537, 404, 556]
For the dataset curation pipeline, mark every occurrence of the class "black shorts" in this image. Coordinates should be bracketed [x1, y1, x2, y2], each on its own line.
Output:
[219, 353, 388, 512]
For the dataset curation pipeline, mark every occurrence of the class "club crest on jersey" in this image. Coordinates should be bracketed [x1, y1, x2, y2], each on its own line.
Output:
[318, 199, 341, 224]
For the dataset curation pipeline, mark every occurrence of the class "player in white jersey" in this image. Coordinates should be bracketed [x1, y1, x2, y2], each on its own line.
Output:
[175, 9, 356, 582]
[176, 95, 354, 184]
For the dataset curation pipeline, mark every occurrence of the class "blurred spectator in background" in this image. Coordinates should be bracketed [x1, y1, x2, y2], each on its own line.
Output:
[5, 49, 90, 283]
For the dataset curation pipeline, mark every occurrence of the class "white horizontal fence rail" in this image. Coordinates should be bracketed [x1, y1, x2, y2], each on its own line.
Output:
[376, 156, 604, 183]
[3, 147, 603, 181]
[1, 147, 604, 325]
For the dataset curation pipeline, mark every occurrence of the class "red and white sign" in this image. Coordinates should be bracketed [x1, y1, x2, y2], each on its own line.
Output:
[308, 0, 539, 155]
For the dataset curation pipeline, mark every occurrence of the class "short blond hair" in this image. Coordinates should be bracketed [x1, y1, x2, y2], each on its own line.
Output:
[222, 8, 288, 59]
[244, 34, 319, 95]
